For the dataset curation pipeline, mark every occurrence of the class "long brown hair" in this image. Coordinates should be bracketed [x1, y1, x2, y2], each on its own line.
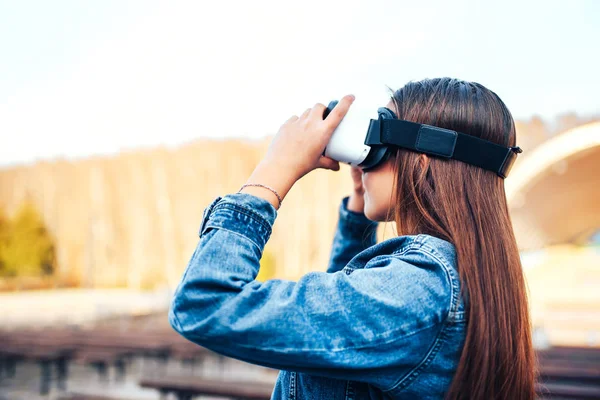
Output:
[385, 78, 536, 399]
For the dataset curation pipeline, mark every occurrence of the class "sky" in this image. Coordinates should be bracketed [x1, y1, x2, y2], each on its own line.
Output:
[1, 0, 599, 167]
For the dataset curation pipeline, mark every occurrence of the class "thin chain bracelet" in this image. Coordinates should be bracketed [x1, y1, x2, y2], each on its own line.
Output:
[238, 183, 283, 209]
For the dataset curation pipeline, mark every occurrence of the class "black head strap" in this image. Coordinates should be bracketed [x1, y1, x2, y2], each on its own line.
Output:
[364, 113, 522, 178]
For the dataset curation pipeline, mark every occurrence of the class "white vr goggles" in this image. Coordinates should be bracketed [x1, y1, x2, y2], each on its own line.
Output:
[322, 99, 522, 178]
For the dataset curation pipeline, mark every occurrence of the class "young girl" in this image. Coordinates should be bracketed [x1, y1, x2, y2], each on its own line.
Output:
[169, 77, 537, 399]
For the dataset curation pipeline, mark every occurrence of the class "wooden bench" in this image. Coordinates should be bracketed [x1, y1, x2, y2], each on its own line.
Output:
[140, 376, 274, 400]
[0, 341, 74, 394]
[535, 346, 600, 398]
[0, 325, 225, 395]
[0, 328, 164, 393]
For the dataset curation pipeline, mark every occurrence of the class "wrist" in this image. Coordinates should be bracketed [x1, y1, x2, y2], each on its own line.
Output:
[239, 185, 281, 210]
[240, 161, 296, 210]
[347, 192, 365, 213]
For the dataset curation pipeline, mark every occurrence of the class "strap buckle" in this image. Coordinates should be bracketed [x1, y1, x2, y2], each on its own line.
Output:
[498, 146, 522, 178]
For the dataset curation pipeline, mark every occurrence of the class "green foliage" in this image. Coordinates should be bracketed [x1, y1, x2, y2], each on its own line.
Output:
[0, 202, 56, 277]
[256, 247, 277, 282]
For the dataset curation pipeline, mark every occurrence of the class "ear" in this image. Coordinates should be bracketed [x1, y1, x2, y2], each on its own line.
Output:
[419, 154, 430, 168]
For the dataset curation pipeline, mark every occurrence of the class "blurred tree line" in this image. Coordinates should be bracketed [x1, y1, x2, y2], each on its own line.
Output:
[0, 202, 55, 277]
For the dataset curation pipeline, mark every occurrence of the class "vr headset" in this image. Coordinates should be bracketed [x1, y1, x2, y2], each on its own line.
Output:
[322, 99, 522, 178]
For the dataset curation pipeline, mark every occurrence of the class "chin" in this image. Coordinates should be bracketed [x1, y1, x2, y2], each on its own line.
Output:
[363, 204, 377, 222]
[365, 203, 390, 223]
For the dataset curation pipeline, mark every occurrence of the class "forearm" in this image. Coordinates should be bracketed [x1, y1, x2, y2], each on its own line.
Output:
[326, 195, 378, 273]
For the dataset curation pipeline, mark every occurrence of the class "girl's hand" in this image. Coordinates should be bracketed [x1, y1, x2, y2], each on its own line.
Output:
[347, 166, 366, 213]
[240, 94, 354, 210]
[263, 94, 355, 182]
[350, 165, 364, 195]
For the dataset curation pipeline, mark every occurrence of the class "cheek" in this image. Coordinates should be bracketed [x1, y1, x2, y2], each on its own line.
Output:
[363, 167, 394, 203]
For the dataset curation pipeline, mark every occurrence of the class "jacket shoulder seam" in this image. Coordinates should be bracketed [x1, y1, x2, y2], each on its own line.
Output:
[380, 244, 460, 392]
[414, 245, 462, 321]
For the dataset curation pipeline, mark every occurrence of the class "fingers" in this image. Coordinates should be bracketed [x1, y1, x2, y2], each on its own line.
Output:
[297, 95, 354, 126]
[285, 115, 299, 124]
[322, 94, 355, 131]
[289, 105, 320, 124]
[300, 107, 311, 119]
[307, 102, 326, 121]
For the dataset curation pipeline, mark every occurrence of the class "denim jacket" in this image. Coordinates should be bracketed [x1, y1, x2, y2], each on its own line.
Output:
[169, 192, 468, 399]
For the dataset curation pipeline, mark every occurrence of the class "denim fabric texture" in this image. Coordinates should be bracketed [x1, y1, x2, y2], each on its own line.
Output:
[169, 192, 468, 399]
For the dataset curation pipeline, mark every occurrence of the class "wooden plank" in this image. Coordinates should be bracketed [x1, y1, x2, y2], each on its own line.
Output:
[536, 382, 600, 399]
[538, 364, 600, 386]
[139, 376, 274, 400]
[57, 393, 138, 400]
[537, 346, 600, 361]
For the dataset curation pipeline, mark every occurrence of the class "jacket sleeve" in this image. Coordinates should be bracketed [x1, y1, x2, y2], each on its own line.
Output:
[326, 196, 379, 273]
[168, 192, 452, 390]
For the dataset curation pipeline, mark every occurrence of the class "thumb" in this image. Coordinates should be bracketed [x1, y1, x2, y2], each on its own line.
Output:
[317, 156, 340, 171]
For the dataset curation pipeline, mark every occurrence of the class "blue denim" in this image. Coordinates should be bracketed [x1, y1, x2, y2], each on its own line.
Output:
[169, 192, 468, 399]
